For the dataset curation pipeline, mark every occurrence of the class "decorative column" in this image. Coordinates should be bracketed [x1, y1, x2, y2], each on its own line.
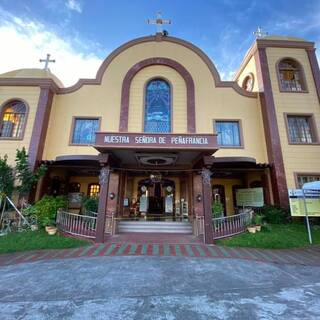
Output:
[261, 170, 271, 205]
[106, 171, 120, 216]
[254, 47, 288, 207]
[95, 165, 110, 243]
[29, 87, 54, 171]
[306, 48, 320, 104]
[201, 168, 214, 244]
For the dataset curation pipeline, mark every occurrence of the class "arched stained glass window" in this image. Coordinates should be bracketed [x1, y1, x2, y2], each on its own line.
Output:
[144, 79, 171, 133]
[278, 58, 306, 91]
[0, 100, 27, 138]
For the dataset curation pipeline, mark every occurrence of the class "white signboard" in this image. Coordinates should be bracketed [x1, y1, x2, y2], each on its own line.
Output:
[139, 195, 148, 213]
[288, 189, 320, 217]
[236, 188, 264, 207]
[165, 196, 173, 213]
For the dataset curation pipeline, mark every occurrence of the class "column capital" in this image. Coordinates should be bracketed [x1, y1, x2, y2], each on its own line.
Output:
[201, 168, 212, 186]
[98, 153, 109, 166]
[99, 166, 110, 186]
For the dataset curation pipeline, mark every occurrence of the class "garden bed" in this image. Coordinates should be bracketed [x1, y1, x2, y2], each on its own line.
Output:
[0, 230, 90, 254]
[216, 223, 320, 249]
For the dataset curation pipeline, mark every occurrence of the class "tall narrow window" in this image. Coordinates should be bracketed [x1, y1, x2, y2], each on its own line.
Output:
[0, 100, 27, 138]
[297, 175, 320, 188]
[242, 74, 254, 92]
[287, 115, 316, 143]
[144, 79, 171, 133]
[88, 183, 100, 197]
[278, 59, 306, 92]
[215, 121, 241, 147]
[71, 118, 99, 144]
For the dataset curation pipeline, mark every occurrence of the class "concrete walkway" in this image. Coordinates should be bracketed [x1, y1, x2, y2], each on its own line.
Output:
[1, 242, 320, 267]
[0, 256, 320, 319]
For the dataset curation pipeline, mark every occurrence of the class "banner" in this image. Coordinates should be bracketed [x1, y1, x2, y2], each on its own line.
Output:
[288, 189, 320, 217]
[236, 188, 264, 207]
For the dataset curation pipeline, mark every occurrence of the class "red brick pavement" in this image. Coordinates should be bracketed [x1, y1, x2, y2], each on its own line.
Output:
[1, 242, 320, 268]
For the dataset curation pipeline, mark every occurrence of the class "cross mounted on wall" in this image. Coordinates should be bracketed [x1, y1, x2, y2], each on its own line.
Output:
[39, 53, 56, 71]
[253, 26, 268, 38]
[147, 12, 171, 34]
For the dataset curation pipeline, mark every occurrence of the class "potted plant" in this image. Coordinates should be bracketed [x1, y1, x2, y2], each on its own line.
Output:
[254, 214, 264, 232]
[247, 224, 257, 234]
[42, 217, 55, 232]
[31, 223, 39, 231]
[47, 226, 57, 235]
[246, 217, 256, 233]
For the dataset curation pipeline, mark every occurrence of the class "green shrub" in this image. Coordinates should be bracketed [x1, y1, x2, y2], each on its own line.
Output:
[25, 195, 68, 227]
[82, 196, 99, 213]
[253, 214, 264, 225]
[15, 147, 46, 195]
[212, 201, 224, 218]
[260, 205, 288, 224]
[0, 154, 14, 198]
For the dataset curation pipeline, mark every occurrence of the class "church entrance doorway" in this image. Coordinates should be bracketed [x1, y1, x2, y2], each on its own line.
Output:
[137, 177, 175, 219]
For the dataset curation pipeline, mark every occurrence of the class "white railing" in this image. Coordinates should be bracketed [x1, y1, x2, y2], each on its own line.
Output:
[192, 215, 204, 237]
[212, 210, 252, 240]
[105, 213, 116, 235]
[56, 210, 97, 239]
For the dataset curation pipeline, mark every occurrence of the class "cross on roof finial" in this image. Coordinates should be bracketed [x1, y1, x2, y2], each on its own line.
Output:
[253, 26, 268, 38]
[39, 53, 55, 71]
[147, 11, 171, 34]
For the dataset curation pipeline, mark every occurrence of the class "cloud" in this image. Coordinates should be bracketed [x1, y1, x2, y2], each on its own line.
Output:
[66, 0, 82, 13]
[210, 23, 253, 80]
[0, 9, 104, 87]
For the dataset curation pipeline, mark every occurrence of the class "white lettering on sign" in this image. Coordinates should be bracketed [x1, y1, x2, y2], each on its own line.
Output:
[103, 134, 210, 145]
[159, 137, 166, 144]
[135, 136, 157, 144]
[170, 136, 208, 145]
[104, 135, 130, 143]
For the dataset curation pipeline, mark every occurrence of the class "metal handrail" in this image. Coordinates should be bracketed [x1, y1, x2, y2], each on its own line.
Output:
[212, 210, 252, 240]
[56, 210, 97, 239]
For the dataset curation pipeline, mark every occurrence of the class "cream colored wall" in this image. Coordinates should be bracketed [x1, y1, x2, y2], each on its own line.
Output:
[246, 171, 264, 187]
[69, 176, 99, 195]
[267, 47, 320, 188]
[210, 95, 267, 163]
[212, 178, 242, 215]
[0, 86, 40, 165]
[43, 40, 267, 164]
[236, 55, 259, 92]
[213, 172, 265, 215]
[128, 65, 187, 133]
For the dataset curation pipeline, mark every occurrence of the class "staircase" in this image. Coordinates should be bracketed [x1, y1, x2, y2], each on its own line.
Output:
[118, 221, 193, 234]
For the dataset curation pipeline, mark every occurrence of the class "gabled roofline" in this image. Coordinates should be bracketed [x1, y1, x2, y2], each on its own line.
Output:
[233, 38, 315, 82]
[0, 34, 257, 98]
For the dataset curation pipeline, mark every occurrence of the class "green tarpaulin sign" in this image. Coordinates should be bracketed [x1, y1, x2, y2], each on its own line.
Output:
[236, 188, 264, 207]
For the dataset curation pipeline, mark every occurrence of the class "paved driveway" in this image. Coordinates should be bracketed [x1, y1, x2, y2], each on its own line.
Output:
[0, 256, 319, 319]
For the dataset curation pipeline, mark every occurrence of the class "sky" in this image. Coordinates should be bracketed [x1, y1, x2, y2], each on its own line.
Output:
[0, 0, 319, 87]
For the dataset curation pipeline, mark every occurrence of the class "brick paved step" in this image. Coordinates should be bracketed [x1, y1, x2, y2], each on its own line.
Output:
[118, 221, 193, 234]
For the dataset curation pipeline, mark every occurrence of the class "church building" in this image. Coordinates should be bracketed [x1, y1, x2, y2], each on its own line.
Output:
[0, 23, 320, 243]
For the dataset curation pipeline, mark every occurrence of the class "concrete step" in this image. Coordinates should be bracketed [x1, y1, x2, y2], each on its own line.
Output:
[118, 221, 192, 234]
[119, 221, 191, 226]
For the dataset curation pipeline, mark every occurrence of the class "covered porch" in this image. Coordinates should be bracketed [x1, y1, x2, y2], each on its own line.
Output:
[39, 133, 273, 244]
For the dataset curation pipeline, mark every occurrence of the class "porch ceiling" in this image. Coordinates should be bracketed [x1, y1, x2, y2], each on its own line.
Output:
[93, 132, 218, 168]
[212, 156, 270, 169]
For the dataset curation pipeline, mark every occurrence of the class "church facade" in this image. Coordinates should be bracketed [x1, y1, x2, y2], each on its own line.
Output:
[0, 32, 319, 243]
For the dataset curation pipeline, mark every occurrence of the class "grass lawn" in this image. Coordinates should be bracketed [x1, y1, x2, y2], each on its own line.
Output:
[0, 230, 91, 254]
[216, 223, 320, 249]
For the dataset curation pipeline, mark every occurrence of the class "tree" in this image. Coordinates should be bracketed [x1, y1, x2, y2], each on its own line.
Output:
[0, 155, 14, 198]
[15, 147, 47, 196]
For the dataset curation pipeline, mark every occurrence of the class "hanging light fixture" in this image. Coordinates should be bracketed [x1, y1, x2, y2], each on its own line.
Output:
[150, 172, 162, 183]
